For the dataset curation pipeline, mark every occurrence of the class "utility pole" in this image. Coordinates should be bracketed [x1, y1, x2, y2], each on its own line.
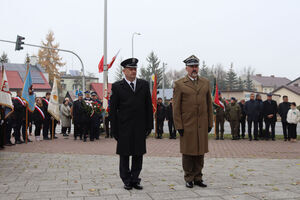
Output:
[0, 38, 86, 91]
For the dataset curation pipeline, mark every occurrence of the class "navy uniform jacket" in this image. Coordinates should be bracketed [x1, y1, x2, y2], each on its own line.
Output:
[109, 78, 153, 156]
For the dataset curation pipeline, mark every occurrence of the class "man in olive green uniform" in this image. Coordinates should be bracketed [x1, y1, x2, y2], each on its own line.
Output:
[215, 92, 226, 140]
[173, 55, 213, 188]
[226, 97, 241, 140]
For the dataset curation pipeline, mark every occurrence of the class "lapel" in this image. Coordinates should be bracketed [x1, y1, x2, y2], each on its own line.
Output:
[183, 75, 204, 92]
[121, 79, 134, 94]
[135, 79, 143, 94]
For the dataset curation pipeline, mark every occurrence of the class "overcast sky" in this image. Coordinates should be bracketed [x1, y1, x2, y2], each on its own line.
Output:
[1, 0, 300, 82]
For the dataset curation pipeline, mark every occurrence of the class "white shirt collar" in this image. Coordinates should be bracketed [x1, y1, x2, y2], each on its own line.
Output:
[124, 78, 137, 91]
[188, 75, 198, 82]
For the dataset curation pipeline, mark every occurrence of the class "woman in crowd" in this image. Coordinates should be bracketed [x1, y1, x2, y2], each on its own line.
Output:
[60, 98, 71, 137]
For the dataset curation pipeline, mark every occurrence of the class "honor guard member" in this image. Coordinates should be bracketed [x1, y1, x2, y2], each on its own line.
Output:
[215, 92, 226, 140]
[166, 98, 176, 139]
[12, 90, 26, 144]
[90, 92, 101, 141]
[84, 91, 92, 101]
[42, 92, 51, 140]
[226, 97, 241, 140]
[110, 58, 153, 190]
[156, 97, 166, 139]
[173, 55, 213, 188]
[84, 90, 92, 139]
[238, 99, 246, 139]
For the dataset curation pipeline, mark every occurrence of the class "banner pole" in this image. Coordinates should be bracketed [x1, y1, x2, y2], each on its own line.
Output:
[26, 107, 28, 144]
[52, 118, 54, 140]
[214, 114, 216, 137]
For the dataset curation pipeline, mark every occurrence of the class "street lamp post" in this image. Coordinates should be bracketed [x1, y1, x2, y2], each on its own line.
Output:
[131, 32, 141, 58]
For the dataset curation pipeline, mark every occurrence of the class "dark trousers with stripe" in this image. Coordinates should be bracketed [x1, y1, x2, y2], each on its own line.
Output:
[119, 155, 143, 185]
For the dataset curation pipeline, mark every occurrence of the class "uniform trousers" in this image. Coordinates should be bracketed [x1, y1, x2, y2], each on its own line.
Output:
[265, 120, 276, 139]
[168, 119, 176, 139]
[182, 154, 204, 182]
[119, 155, 143, 185]
[240, 117, 246, 138]
[247, 120, 258, 139]
[230, 120, 239, 138]
[156, 119, 164, 138]
[282, 121, 289, 139]
[34, 123, 42, 136]
[215, 116, 224, 138]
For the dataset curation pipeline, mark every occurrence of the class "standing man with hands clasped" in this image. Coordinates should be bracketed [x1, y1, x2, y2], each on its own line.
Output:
[109, 58, 153, 190]
[173, 55, 213, 188]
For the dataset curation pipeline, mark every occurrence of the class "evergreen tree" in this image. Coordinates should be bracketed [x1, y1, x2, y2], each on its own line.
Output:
[237, 76, 244, 90]
[38, 30, 65, 87]
[114, 59, 124, 81]
[139, 51, 163, 88]
[199, 60, 209, 78]
[0, 52, 9, 63]
[245, 70, 254, 91]
[225, 63, 238, 90]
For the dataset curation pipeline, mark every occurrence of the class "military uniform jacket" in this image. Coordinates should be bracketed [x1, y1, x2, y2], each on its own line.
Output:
[109, 78, 153, 156]
[226, 103, 241, 121]
[173, 75, 213, 156]
[156, 103, 166, 121]
[263, 100, 278, 122]
[216, 98, 226, 118]
[12, 97, 25, 121]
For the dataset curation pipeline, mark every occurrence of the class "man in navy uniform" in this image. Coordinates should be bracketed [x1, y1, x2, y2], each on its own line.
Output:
[263, 93, 278, 140]
[110, 58, 153, 190]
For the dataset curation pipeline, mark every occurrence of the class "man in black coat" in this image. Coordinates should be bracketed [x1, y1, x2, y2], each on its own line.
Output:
[156, 97, 166, 139]
[72, 92, 89, 141]
[166, 98, 176, 139]
[42, 92, 52, 140]
[244, 93, 259, 140]
[90, 92, 101, 141]
[238, 99, 246, 139]
[109, 58, 153, 190]
[278, 96, 291, 141]
[12, 90, 26, 144]
[263, 93, 278, 140]
[255, 94, 264, 139]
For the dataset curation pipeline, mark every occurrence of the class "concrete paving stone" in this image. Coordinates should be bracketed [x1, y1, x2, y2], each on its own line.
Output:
[0, 193, 19, 200]
[67, 190, 100, 197]
[51, 198, 83, 200]
[194, 188, 230, 197]
[221, 194, 260, 200]
[39, 184, 82, 192]
[181, 197, 223, 200]
[251, 191, 300, 199]
[26, 180, 68, 186]
[227, 186, 270, 195]
[117, 193, 152, 200]
[82, 183, 111, 190]
[149, 190, 199, 200]
[99, 188, 131, 196]
[19, 191, 67, 199]
[6, 184, 39, 193]
[85, 195, 118, 200]
[0, 185, 8, 193]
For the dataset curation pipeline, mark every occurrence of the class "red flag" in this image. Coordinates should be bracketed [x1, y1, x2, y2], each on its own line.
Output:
[213, 81, 225, 110]
[151, 74, 157, 113]
[98, 56, 104, 73]
[108, 50, 120, 69]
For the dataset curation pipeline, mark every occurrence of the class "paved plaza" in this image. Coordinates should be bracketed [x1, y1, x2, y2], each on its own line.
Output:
[0, 136, 300, 200]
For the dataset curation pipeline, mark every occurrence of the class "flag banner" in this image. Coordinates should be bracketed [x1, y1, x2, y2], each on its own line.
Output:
[48, 77, 60, 121]
[151, 74, 157, 113]
[99, 50, 120, 73]
[212, 78, 224, 110]
[0, 64, 14, 118]
[21, 64, 36, 112]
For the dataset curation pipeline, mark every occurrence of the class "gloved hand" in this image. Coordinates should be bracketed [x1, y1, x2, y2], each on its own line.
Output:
[208, 127, 212, 133]
[178, 129, 184, 137]
[146, 130, 152, 137]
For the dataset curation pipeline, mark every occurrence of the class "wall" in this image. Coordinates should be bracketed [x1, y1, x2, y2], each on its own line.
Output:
[274, 88, 300, 106]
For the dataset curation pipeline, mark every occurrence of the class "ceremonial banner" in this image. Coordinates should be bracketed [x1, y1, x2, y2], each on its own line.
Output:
[0, 64, 13, 118]
[151, 74, 157, 113]
[21, 65, 36, 112]
[48, 77, 60, 121]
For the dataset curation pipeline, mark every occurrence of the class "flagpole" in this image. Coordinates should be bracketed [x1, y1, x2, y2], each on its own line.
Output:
[52, 118, 54, 140]
[103, 0, 108, 130]
[26, 106, 28, 144]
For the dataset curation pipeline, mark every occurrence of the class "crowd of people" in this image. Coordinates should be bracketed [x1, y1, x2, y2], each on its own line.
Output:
[215, 93, 300, 141]
[0, 89, 112, 149]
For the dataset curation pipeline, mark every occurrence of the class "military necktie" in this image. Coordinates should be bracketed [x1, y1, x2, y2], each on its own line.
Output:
[130, 82, 134, 91]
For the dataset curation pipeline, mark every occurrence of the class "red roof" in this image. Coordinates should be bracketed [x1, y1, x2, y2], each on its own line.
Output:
[90, 83, 112, 99]
[0, 70, 51, 90]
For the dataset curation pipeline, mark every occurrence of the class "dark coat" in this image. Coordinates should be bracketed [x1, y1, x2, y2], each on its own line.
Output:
[255, 99, 264, 121]
[32, 106, 45, 125]
[72, 99, 89, 124]
[42, 97, 51, 120]
[238, 102, 246, 120]
[244, 100, 259, 121]
[278, 102, 291, 122]
[109, 78, 153, 156]
[166, 103, 173, 121]
[263, 100, 278, 122]
[156, 103, 166, 121]
[12, 97, 25, 121]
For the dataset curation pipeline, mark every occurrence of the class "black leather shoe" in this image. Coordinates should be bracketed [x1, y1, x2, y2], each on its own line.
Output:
[43, 137, 50, 140]
[15, 140, 23, 144]
[53, 136, 58, 139]
[185, 181, 193, 188]
[132, 183, 143, 190]
[124, 183, 132, 190]
[194, 181, 207, 187]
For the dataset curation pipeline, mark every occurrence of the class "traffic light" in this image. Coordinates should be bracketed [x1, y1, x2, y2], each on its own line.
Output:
[15, 35, 25, 51]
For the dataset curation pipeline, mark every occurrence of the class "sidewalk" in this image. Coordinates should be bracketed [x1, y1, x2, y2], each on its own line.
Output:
[0, 152, 299, 200]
